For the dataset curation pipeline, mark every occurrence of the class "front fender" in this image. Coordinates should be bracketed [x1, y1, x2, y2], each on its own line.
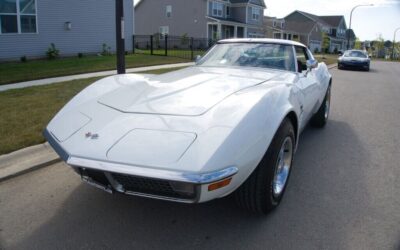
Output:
[187, 82, 301, 198]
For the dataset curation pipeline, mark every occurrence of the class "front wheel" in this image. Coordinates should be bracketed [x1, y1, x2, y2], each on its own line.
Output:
[311, 85, 331, 128]
[235, 118, 295, 214]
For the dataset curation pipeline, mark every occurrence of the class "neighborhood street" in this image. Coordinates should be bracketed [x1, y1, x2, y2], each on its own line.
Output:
[0, 61, 399, 250]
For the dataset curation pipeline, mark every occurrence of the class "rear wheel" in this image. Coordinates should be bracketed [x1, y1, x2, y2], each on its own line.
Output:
[235, 119, 295, 214]
[311, 85, 331, 128]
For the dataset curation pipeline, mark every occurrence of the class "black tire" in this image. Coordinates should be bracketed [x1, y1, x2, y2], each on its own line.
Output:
[311, 85, 331, 128]
[235, 118, 295, 214]
[337, 64, 342, 69]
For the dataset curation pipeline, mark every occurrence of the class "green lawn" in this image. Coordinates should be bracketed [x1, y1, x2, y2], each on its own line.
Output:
[0, 67, 186, 155]
[314, 54, 339, 66]
[0, 54, 190, 85]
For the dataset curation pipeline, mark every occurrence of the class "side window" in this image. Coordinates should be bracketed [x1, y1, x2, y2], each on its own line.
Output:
[295, 46, 309, 72]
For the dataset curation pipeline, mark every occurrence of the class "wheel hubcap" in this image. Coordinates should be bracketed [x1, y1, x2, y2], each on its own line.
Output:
[273, 137, 293, 197]
[324, 88, 331, 120]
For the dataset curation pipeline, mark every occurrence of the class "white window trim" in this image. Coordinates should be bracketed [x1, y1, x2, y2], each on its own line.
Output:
[212, 1, 223, 17]
[0, 0, 38, 35]
[166, 5, 172, 18]
[251, 7, 260, 21]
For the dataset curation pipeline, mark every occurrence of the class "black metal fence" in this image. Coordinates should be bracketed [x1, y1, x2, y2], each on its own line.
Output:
[133, 35, 216, 60]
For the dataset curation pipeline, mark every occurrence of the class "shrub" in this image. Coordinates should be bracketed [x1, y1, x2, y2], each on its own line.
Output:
[77, 52, 84, 58]
[314, 48, 319, 54]
[101, 43, 111, 56]
[46, 43, 59, 60]
[181, 33, 189, 45]
[333, 48, 338, 54]
[20, 56, 27, 62]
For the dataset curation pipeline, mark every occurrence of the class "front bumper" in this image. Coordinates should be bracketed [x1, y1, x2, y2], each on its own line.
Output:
[44, 129, 238, 203]
[338, 60, 369, 68]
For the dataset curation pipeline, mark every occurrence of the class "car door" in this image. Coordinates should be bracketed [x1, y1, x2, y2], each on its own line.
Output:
[294, 46, 320, 128]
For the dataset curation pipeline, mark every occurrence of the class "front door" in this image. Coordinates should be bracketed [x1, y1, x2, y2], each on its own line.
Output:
[294, 46, 320, 129]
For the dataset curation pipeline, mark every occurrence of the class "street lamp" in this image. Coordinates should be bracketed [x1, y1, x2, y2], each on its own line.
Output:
[347, 4, 374, 50]
[392, 27, 400, 60]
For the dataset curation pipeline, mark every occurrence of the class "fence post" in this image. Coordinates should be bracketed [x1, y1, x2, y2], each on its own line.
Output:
[190, 37, 194, 60]
[150, 35, 153, 55]
[165, 35, 168, 56]
[132, 35, 135, 54]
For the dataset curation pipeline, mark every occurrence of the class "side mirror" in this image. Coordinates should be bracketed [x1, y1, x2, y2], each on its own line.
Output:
[306, 59, 318, 70]
[195, 55, 202, 64]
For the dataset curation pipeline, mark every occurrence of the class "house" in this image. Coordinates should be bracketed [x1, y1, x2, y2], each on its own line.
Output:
[135, 0, 266, 40]
[263, 15, 322, 52]
[0, 0, 134, 61]
[264, 10, 354, 53]
[284, 11, 351, 53]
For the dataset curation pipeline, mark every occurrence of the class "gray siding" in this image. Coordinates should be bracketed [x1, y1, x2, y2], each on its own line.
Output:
[135, 0, 207, 38]
[0, 0, 134, 60]
[246, 6, 263, 25]
[231, 6, 247, 23]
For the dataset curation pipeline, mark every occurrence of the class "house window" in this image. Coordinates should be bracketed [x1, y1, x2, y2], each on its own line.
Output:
[212, 1, 223, 17]
[273, 21, 276, 27]
[0, 0, 37, 34]
[166, 5, 172, 18]
[159, 26, 169, 39]
[226, 6, 230, 17]
[251, 7, 260, 21]
[281, 22, 285, 29]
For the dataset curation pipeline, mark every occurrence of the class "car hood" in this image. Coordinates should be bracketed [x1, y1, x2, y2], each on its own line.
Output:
[97, 66, 280, 116]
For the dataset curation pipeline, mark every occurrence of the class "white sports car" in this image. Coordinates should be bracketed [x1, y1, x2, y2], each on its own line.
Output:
[45, 38, 332, 214]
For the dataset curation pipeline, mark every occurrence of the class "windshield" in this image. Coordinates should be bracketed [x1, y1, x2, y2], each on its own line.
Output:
[344, 51, 367, 58]
[198, 43, 296, 72]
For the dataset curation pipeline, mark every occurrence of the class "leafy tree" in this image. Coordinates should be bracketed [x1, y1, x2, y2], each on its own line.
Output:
[321, 32, 330, 55]
[354, 37, 362, 50]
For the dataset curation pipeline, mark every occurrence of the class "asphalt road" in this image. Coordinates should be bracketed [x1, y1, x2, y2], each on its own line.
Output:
[1, 61, 399, 250]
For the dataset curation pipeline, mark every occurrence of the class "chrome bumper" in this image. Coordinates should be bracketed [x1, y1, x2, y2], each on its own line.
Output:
[44, 129, 238, 203]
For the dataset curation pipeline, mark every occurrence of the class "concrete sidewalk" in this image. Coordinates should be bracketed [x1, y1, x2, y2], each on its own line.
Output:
[0, 63, 337, 182]
[0, 62, 195, 92]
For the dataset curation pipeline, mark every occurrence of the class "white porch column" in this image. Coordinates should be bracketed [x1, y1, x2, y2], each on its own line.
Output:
[217, 23, 222, 39]
[244, 27, 248, 38]
[234, 26, 237, 38]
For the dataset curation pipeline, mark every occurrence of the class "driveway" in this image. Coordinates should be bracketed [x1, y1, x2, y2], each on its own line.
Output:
[0, 61, 399, 250]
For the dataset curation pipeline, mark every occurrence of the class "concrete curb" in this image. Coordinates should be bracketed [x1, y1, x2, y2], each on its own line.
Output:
[0, 63, 338, 182]
[0, 143, 61, 182]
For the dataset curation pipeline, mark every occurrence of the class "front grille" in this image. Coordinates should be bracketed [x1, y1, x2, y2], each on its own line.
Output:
[111, 173, 194, 199]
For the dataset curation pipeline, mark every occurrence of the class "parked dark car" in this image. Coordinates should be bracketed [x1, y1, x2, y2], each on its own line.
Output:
[338, 50, 370, 71]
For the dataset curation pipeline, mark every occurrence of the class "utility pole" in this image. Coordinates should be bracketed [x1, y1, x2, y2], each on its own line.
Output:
[347, 4, 373, 50]
[392, 27, 400, 60]
[115, 0, 126, 74]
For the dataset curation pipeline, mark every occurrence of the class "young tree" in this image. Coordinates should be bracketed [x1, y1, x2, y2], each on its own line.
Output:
[321, 32, 330, 56]
[354, 37, 362, 50]
[374, 34, 385, 58]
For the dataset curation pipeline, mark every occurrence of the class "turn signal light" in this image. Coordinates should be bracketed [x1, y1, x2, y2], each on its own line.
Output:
[208, 177, 232, 191]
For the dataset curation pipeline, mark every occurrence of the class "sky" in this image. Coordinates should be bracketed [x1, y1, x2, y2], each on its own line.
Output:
[264, 0, 400, 41]
[134, 0, 400, 41]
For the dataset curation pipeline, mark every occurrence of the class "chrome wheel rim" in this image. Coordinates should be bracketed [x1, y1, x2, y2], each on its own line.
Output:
[273, 137, 293, 197]
[324, 88, 331, 120]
